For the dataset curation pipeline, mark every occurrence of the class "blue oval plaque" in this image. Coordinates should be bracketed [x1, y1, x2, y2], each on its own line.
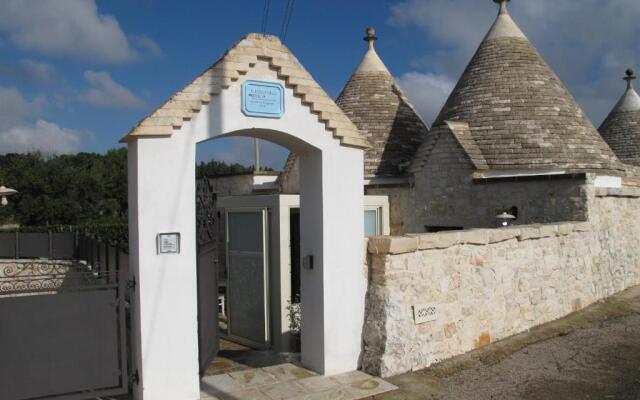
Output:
[242, 80, 285, 118]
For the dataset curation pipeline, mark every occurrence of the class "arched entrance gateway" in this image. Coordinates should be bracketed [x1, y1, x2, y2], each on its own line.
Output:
[122, 34, 368, 400]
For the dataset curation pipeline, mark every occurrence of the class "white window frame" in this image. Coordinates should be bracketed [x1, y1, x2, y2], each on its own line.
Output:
[364, 206, 383, 237]
[363, 195, 390, 236]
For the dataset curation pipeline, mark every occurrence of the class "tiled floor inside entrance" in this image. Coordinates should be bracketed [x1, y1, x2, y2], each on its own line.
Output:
[201, 340, 396, 400]
[203, 339, 301, 376]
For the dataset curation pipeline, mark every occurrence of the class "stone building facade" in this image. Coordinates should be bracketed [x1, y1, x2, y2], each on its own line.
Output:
[403, 0, 623, 231]
[354, 0, 640, 379]
[363, 180, 640, 377]
[409, 128, 590, 231]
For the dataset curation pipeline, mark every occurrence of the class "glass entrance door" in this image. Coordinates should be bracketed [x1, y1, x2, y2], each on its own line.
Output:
[225, 209, 270, 348]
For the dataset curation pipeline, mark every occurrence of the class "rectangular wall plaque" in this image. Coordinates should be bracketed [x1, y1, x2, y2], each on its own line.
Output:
[413, 303, 437, 324]
[157, 232, 180, 254]
[242, 80, 285, 118]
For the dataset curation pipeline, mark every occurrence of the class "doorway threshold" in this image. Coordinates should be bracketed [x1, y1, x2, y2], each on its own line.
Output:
[204, 339, 301, 376]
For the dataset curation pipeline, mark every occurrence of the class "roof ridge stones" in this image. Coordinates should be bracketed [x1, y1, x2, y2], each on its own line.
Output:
[599, 69, 640, 167]
[121, 33, 367, 149]
[413, 0, 622, 174]
[336, 27, 429, 178]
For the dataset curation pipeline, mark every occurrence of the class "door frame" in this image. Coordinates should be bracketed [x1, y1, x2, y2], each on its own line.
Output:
[224, 207, 271, 349]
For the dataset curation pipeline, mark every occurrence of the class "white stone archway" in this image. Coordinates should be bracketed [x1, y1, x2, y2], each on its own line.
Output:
[123, 34, 368, 400]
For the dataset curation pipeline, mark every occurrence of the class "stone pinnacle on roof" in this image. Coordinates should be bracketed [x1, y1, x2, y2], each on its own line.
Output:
[354, 27, 388, 74]
[612, 69, 640, 113]
[625, 68, 636, 89]
[336, 27, 429, 178]
[413, 0, 621, 174]
[598, 68, 640, 166]
[364, 27, 377, 45]
[485, 0, 525, 40]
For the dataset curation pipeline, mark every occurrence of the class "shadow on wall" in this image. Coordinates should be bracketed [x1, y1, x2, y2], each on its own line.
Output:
[375, 87, 428, 177]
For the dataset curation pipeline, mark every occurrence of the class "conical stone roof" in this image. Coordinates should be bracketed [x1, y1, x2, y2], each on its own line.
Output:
[420, 0, 621, 173]
[598, 69, 640, 166]
[336, 28, 429, 178]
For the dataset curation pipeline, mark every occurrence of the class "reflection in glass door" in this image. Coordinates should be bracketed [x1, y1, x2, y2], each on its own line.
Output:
[225, 209, 269, 348]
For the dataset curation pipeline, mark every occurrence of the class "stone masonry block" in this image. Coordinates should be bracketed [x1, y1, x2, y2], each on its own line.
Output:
[412, 232, 460, 250]
[460, 229, 490, 245]
[368, 236, 418, 255]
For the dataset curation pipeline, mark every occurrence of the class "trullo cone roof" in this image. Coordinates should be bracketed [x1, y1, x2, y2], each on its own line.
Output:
[599, 69, 640, 167]
[336, 28, 429, 178]
[415, 0, 621, 174]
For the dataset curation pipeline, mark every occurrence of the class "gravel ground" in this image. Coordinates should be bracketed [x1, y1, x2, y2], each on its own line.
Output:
[375, 286, 640, 400]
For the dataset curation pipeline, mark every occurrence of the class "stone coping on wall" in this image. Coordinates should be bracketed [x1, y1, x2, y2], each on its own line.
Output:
[368, 222, 592, 256]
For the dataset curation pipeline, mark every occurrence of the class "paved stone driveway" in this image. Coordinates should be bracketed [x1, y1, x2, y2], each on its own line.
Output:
[201, 365, 396, 400]
[373, 286, 640, 400]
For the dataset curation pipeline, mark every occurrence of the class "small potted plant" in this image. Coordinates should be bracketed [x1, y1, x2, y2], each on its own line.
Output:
[286, 294, 302, 351]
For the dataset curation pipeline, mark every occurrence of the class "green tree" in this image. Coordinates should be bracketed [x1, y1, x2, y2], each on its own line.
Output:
[0, 149, 254, 230]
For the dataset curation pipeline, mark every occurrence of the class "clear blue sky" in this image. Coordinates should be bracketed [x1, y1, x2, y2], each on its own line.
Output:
[1, 0, 639, 169]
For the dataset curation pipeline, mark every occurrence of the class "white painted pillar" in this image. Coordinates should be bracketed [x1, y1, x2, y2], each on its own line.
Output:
[299, 145, 366, 375]
[128, 135, 201, 400]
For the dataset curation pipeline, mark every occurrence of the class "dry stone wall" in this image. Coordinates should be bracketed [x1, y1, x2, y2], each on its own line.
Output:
[409, 131, 589, 232]
[362, 186, 640, 377]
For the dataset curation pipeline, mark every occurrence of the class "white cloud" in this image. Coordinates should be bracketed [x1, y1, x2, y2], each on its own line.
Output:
[0, 87, 86, 154]
[0, 0, 161, 63]
[80, 70, 147, 109]
[396, 72, 455, 125]
[390, 0, 640, 125]
[0, 59, 62, 86]
[130, 35, 165, 58]
[0, 87, 30, 130]
[0, 120, 84, 154]
[0, 87, 45, 131]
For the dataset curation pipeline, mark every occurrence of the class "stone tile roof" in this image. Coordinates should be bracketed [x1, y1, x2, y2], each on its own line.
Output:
[445, 121, 488, 170]
[413, 0, 622, 174]
[335, 28, 429, 178]
[598, 70, 640, 167]
[121, 34, 367, 149]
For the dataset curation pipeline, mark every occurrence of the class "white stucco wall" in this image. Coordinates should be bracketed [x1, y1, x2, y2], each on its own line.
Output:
[127, 60, 366, 399]
[128, 134, 200, 400]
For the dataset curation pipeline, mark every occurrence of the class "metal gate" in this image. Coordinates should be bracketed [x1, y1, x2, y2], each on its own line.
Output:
[196, 180, 219, 373]
[225, 208, 270, 348]
[0, 262, 129, 400]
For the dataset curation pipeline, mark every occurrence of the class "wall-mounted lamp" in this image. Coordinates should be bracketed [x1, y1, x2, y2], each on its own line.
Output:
[0, 185, 17, 206]
[496, 211, 516, 227]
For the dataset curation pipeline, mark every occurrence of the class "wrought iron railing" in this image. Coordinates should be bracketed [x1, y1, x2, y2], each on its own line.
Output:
[0, 260, 119, 296]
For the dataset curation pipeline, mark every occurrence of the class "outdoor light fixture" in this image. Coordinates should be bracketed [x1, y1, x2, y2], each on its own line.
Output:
[0, 185, 17, 206]
[496, 211, 516, 227]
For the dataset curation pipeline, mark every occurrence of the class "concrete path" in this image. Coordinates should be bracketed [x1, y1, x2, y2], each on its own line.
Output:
[372, 286, 640, 400]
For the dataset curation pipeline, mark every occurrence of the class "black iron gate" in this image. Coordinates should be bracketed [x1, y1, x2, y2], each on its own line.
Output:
[0, 262, 129, 400]
[196, 179, 219, 373]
